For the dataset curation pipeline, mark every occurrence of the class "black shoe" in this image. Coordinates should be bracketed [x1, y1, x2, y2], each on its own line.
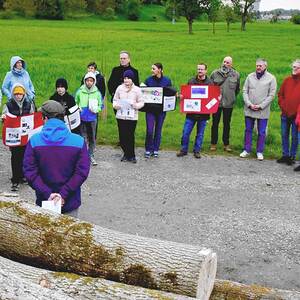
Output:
[193, 151, 201, 159]
[11, 183, 19, 192]
[276, 156, 289, 164]
[287, 157, 296, 166]
[294, 165, 300, 172]
[128, 157, 137, 163]
[121, 156, 128, 162]
[176, 150, 187, 157]
[20, 178, 28, 184]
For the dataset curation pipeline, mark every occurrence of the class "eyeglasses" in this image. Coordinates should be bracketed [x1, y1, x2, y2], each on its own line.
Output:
[292, 65, 300, 69]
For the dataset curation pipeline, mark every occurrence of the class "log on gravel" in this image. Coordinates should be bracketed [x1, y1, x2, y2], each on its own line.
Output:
[0, 197, 217, 299]
[210, 279, 300, 300]
[0, 255, 195, 300]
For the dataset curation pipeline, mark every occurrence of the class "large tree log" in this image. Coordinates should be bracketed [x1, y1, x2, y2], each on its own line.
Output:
[211, 279, 300, 300]
[0, 197, 217, 299]
[0, 255, 195, 300]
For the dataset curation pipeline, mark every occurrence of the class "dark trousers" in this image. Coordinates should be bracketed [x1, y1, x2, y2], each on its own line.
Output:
[10, 146, 26, 184]
[211, 107, 233, 145]
[117, 119, 137, 159]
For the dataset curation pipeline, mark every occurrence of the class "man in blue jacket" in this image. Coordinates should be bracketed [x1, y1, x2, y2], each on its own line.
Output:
[23, 100, 90, 217]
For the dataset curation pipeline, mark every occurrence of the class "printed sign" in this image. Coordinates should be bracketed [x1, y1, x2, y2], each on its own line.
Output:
[163, 96, 176, 112]
[2, 112, 44, 147]
[180, 85, 221, 114]
[141, 87, 163, 104]
[65, 105, 81, 131]
[116, 99, 135, 119]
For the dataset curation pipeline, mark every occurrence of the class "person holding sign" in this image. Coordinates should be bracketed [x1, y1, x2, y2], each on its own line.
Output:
[113, 70, 144, 163]
[23, 100, 90, 217]
[177, 63, 213, 159]
[2, 84, 35, 191]
[50, 78, 80, 134]
[76, 72, 102, 166]
[143, 63, 172, 158]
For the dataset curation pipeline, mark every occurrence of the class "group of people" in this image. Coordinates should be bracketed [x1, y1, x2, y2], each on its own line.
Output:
[1, 52, 300, 217]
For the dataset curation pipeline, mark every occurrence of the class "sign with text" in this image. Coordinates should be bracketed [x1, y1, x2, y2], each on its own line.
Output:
[2, 112, 44, 147]
[141, 87, 163, 104]
[180, 85, 221, 114]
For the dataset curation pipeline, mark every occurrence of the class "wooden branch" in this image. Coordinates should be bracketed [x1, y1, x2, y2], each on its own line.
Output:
[211, 279, 300, 300]
[0, 197, 217, 299]
[0, 255, 195, 300]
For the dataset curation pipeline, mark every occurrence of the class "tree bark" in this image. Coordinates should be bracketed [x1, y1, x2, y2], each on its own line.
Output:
[0, 255, 195, 300]
[211, 279, 300, 300]
[0, 197, 217, 299]
[188, 19, 193, 34]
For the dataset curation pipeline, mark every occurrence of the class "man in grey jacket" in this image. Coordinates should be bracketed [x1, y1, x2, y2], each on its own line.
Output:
[240, 58, 277, 160]
[210, 56, 240, 152]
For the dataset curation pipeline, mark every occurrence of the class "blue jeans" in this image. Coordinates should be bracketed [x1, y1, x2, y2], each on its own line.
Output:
[181, 117, 207, 153]
[243, 117, 268, 153]
[145, 112, 166, 153]
[281, 115, 298, 158]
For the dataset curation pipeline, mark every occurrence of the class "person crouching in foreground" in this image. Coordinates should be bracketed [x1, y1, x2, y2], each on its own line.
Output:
[23, 100, 90, 218]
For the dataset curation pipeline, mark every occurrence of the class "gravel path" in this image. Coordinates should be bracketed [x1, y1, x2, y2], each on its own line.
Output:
[0, 145, 299, 291]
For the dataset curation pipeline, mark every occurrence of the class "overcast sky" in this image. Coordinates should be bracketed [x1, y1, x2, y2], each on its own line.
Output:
[260, 0, 300, 11]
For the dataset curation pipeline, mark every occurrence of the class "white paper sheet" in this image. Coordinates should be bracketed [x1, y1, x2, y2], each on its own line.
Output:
[191, 85, 208, 99]
[20, 115, 34, 136]
[116, 99, 135, 119]
[141, 87, 163, 104]
[42, 200, 61, 214]
[183, 99, 201, 112]
[163, 96, 176, 112]
[5, 127, 22, 146]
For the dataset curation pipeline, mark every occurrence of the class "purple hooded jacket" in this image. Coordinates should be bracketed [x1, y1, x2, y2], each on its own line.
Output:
[23, 118, 90, 213]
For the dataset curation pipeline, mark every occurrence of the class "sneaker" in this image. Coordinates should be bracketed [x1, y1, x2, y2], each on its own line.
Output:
[90, 157, 98, 166]
[224, 145, 232, 152]
[121, 155, 128, 162]
[153, 151, 159, 158]
[20, 178, 28, 185]
[144, 151, 151, 159]
[257, 152, 264, 161]
[176, 150, 187, 157]
[240, 150, 250, 158]
[294, 165, 300, 172]
[11, 183, 19, 192]
[287, 157, 296, 166]
[128, 157, 137, 164]
[276, 156, 289, 164]
[193, 152, 201, 159]
[210, 144, 217, 151]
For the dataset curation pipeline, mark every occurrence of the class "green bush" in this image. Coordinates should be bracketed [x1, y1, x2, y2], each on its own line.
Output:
[291, 14, 300, 24]
[0, 10, 13, 19]
[127, 0, 140, 21]
[103, 6, 115, 20]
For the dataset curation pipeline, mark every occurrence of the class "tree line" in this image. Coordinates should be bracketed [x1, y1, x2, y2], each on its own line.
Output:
[1, 0, 299, 33]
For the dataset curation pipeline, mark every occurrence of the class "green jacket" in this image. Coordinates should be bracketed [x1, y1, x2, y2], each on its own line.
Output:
[210, 67, 240, 108]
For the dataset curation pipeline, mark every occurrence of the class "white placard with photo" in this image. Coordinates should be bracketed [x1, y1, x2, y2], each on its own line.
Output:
[141, 87, 163, 104]
[163, 96, 176, 112]
[21, 115, 34, 136]
[116, 99, 135, 119]
[5, 127, 22, 146]
[65, 105, 81, 131]
[183, 99, 201, 112]
[191, 85, 208, 99]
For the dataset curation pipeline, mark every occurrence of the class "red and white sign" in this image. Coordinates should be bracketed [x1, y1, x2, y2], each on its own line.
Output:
[2, 112, 44, 147]
[180, 85, 221, 114]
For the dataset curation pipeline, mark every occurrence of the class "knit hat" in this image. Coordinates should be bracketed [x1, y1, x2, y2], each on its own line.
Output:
[56, 78, 68, 90]
[13, 85, 25, 95]
[123, 69, 135, 80]
[40, 100, 65, 118]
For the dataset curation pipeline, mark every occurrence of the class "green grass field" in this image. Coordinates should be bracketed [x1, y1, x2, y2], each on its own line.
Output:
[0, 17, 300, 158]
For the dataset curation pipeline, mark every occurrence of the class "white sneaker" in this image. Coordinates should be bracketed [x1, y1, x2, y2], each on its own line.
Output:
[240, 150, 250, 158]
[90, 157, 98, 166]
[257, 152, 264, 161]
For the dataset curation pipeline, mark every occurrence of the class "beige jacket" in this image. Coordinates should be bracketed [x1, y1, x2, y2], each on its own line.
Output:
[113, 83, 144, 120]
[243, 71, 277, 119]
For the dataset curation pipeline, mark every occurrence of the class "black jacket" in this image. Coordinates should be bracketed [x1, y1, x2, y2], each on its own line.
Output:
[81, 72, 106, 98]
[108, 64, 139, 102]
[186, 76, 213, 121]
[6, 97, 32, 116]
[49, 92, 76, 115]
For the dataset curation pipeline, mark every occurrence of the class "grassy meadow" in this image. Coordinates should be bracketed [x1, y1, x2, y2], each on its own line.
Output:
[0, 17, 300, 158]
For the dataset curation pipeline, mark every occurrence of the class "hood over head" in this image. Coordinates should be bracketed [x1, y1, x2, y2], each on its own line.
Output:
[40, 118, 70, 144]
[10, 56, 26, 71]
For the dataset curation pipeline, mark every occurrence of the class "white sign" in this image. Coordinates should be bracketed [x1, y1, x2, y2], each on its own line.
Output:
[205, 98, 218, 110]
[116, 99, 135, 119]
[5, 127, 22, 146]
[21, 115, 34, 136]
[191, 85, 208, 99]
[141, 87, 163, 104]
[42, 200, 61, 214]
[65, 105, 81, 131]
[183, 99, 201, 112]
[163, 96, 176, 112]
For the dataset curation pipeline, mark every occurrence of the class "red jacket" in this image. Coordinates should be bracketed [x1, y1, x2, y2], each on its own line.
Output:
[278, 74, 300, 117]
